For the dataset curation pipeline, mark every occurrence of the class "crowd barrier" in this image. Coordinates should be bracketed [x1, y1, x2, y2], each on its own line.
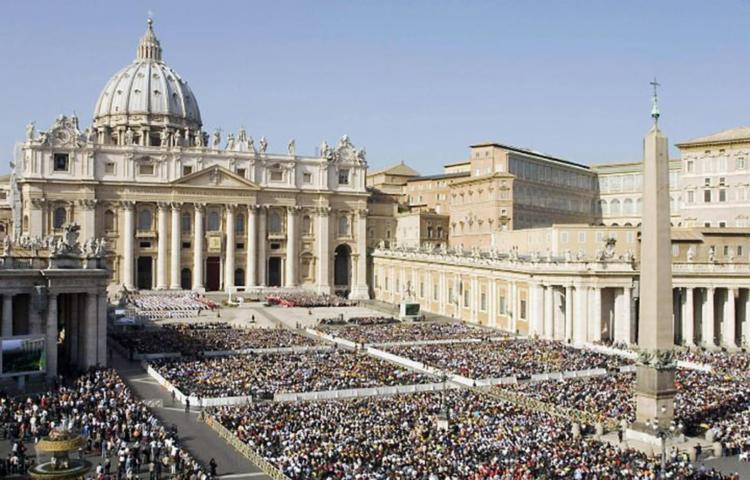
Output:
[202, 345, 333, 357]
[274, 382, 456, 402]
[203, 415, 291, 480]
[135, 352, 182, 361]
[145, 363, 253, 407]
[677, 360, 713, 373]
[581, 343, 638, 360]
[306, 328, 358, 349]
[371, 338, 482, 348]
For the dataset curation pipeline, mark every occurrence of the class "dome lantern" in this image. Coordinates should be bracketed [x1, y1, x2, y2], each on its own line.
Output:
[137, 18, 162, 61]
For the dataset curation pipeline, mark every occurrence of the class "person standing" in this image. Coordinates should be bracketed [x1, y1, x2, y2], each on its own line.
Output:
[209, 458, 218, 478]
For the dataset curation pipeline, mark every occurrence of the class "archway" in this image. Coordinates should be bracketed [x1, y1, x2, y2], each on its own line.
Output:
[334, 244, 351, 292]
[180, 268, 192, 290]
[137, 256, 153, 290]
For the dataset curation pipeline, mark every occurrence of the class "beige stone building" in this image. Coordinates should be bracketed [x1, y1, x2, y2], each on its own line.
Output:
[12, 20, 370, 299]
[394, 211, 449, 250]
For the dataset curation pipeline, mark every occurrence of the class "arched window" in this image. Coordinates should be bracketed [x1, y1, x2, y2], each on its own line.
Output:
[599, 200, 608, 216]
[137, 209, 152, 231]
[53, 207, 67, 229]
[181, 212, 191, 233]
[234, 268, 245, 287]
[610, 199, 621, 216]
[22, 215, 28, 232]
[269, 212, 282, 234]
[437, 227, 444, 238]
[235, 213, 245, 234]
[623, 198, 634, 215]
[207, 211, 220, 231]
[427, 226, 434, 238]
[338, 216, 349, 236]
[302, 215, 312, 235]
[386, 229, 391, 239]
[104, 210, 116, 232]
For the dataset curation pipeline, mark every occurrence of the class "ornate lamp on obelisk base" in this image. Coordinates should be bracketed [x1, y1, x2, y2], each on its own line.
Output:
[626, 80, 681, 448]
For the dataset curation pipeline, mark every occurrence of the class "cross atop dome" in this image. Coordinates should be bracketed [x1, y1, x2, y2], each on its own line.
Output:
[137, 17, 162, 61]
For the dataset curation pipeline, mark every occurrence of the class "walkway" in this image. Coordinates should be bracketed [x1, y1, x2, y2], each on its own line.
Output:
[112, 352, 272, 480]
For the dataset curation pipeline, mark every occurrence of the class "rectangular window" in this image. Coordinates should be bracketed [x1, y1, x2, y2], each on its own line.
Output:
[737, 158, 746, 170]
[672, 244, 679, 257]
[236, 168, 246, 178]
[704, 222, 711, 228]
[704, 190, 711, 203]
[719, 177, 726, 186]
[419, 282, 424, 298]
[560, 232, 569, 243]
[303, 172, 312, 184]
[480, 292, 487, 312]
[338, 169, 350, 185]
[433, 284, 438, 301]
[578, 231, 586, 243]
[53, 153, 69, 172]
[139, 163, 155, 175]
[105, 162, 115, 174]
[704, 178, 711, 187]
[270, 170, 283, 181]
[687, 191, 695, 203]
[237, 243, 244, 250]
[719, 222, 727, 228]
[385, 277, 389, 291]
[520, 300, 527, 320]
[182, 165, 193, 176]
[498, 296, 506, 315]
[182, 241, 191, 249]
[738, 246, 743, 256]
[139, 241, 151, 248]
[719, 189, 726, 202]
[687, 160, 694, 173]
[448, 287, 453, 304]
[463, 289, 470, 308]
[723, 245, 729, 255]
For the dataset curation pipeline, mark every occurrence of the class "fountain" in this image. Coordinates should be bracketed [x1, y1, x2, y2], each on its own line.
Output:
[27, 424, 91, 480]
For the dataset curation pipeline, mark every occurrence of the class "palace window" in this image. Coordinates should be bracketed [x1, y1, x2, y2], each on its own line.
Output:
[53, 153, 69, 172]
[182, 165, 193, 176]
[704, 190, 711, 203]
[480, 292, 487, 311]
[498, 295, 506, 315]
[234, 269, 245, 287]
[207, 211, 220, 231]
[181, 212, 191, 233]
[104, 210, 116, 232]
[338, 168, 350, 185]
[338, 216, 349, 236]
[105, 162, 116, 175]
[137, 209, 152, 231]
[737, 158, 746, 170]
[303, 172, 312, 184]
[138, 162, 155, 175]
[235, 213, 245, 234]
[520, 300, 527, 320]
[236, 168, 246, 178]
[302, 215, 312, 235]
[269, 212, 282, 234]
[53, 207, 66, 229]
[719, 189, 726, 202]
[270, 170, 283, 182]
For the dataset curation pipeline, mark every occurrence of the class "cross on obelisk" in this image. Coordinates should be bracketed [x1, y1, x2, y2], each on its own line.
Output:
[650, 78, 661, 124]
[630, 79, 677, 438]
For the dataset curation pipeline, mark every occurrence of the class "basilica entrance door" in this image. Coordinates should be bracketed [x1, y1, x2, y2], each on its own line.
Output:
[206, 257, 221, 291]
[268, 257, 282, 287]
[137, 256, 153, 290]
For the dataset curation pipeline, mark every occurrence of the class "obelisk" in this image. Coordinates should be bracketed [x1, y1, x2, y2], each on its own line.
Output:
[633, 79, 676, 432]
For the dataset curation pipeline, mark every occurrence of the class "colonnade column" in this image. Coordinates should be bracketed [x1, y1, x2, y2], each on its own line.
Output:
[744, 290, 750, 348]
[489, 279, 497, 328]
[246, 206, 258, 288]
[509, 281, 518, 333]
[589, 287, 602, 343]
[703, 287, 715, 348]
[682, 287, 695, 346]
[46, 293, 58, 380]
[97, 294, 107, 366]
[528, 282, 542, 336]
[622, 286, 632, 345]
[564, 285, 574, 343]
[85, 293, 98, 368]
[257, 206, 267, 286]
[285, 206, 297, 287]
[122, 202, 135, 289]
[544, 285, 554, 339]
[192, 204, 205, 290]
[224, 205, 236, 293]
[723, 287, 736, 349]
[350, 208, 370, 299]
[316, 207, 331, 294]
[170, 203, 181, 289]
[1, 294, 12, 336]
[156, 203, 169, 289]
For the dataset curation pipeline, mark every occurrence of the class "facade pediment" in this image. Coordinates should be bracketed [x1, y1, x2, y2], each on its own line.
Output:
[171, 165, 259, 190]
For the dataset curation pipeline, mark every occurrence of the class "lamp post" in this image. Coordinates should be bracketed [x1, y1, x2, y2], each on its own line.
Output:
[645, 408, 684, 474]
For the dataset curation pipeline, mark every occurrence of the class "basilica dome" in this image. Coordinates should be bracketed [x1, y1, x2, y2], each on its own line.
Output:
[93, 19, 202, 145]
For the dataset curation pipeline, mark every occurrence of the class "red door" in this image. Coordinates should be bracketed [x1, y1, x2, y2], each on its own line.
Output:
[206, 257, 221, 291]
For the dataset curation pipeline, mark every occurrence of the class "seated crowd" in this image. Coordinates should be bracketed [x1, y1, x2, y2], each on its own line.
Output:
[495, 370, 750, 435]
[111, 324, 318, 356]
[210, 389, 734, 479]
[266, 292, 352, 308]
[0, 368, 205, 479]
[151, 350, 434, 399]
[318, 315, 398, 326]
[678, 348, 750, 378]
[388, 339, 629, 379]
[321, 321, 498, 345]
[125, 292, 219, 320]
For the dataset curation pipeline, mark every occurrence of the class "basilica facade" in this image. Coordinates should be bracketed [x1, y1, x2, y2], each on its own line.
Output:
[12, 20, 370, 298]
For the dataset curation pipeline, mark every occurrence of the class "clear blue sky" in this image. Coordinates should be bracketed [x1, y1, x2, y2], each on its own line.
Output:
[1, 1, 749, 175]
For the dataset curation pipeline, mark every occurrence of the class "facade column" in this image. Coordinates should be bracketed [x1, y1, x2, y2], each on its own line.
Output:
[46, 293, 58, 380]
[246, 206, 257, 288]
[703, 287, 715, 348]
[682, 287, 695, 346]
[170, 203, 181, 289]
[589, 287, 602, 343]
[722, 287, 737, 349]
[544, 285, 554, 339]
[285, 206, 297, 287]
[156, 203, 169, 289]
[622, 286, 633, 345]
[489, 279, 497, 328]
[122, 202, 135, 289]
[224, 205, 236, 293]
[85, 293, 98, 369]
[528, 283, 541, 336]
[565, 285, 574, 343]
[573, 286, 588, 345]
[78, 199, 97, 240]
[97, 294, 107, 366]
[257, 206, 267, 286]
[316, 207, 331, 294]
[509, 281, 518, 333]
[350, 208, 370, 299]
[744, 289, 750, 348]
[1, 294, 13, 337]
[192, 204, 205, 290]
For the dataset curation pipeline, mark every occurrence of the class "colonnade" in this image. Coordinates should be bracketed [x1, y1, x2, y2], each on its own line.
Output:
[676, 286, 750, 349]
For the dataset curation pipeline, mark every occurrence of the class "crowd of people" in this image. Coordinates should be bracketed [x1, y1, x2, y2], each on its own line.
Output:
[387, 339, 629, 379]
[495, 370, 750, 435]
[150, 350, 435, 399]
[265, 292, 352, 308]
[111, 324, 319, 356]
[210, 389, 735, 479]
[0, 368, 206, 479]
[678, 348, 750, 378]
[321, 321, 498, 345]
[318, 315, 398, 326]
[125, 292, 219, 320]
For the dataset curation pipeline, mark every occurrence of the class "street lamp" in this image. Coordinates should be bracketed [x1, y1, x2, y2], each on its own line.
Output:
[645, 413, 684, 473]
